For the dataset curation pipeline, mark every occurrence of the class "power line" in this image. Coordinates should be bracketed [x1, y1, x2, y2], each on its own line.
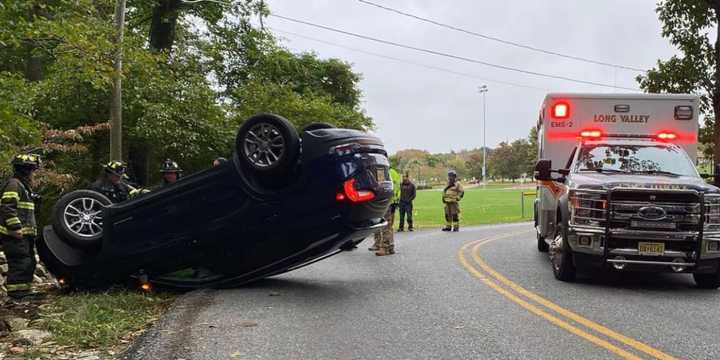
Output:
[272, 28, 550, 92]
[357, 0, 646, 72]
[270, 14, 640, 91]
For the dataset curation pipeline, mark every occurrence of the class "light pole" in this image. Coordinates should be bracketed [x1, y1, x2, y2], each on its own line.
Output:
[478, 85, 488, 185]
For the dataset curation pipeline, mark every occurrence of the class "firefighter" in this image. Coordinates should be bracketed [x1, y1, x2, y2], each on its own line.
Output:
[1, 154, 43, 300]
[442, 169, 464, 232]
[160, 159, 182, 185]
[372, 168, 401, 256]
[90, 161, 133, 203]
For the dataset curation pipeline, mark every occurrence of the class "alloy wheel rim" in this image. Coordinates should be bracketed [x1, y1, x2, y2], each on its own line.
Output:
[63, 197, 104, 238]
[243, 123, 286, 168]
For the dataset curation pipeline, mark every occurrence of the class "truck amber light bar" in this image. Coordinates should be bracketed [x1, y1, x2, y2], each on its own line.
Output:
[579, 130, 602, 138]
[656, 132, 677, 140]
[339, 178, 375, 203]
[552, 102, 570, 119]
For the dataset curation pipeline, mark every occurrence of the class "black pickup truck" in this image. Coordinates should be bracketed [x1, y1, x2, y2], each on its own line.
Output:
[535, 138, 720, 288]
[38, 114, 393, 288]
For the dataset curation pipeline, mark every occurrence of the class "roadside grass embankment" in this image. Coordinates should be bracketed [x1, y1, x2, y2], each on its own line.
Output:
[1, 288, 174, 359]
[411, 184, 535, 228]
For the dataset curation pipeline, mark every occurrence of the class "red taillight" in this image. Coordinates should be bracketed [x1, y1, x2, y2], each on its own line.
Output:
[340, 178, 375, 203]
[552, 102, 570, 119]
[656, 132, 677, 141]
[579, 129, 603, 139]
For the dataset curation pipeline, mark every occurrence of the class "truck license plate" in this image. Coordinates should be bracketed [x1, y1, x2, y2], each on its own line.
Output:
[638, 242, 665, 256]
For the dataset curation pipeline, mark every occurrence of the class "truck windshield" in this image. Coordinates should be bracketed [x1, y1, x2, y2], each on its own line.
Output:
[576, 144, 698, 177]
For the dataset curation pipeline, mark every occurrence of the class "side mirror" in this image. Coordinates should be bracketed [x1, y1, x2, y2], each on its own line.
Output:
[557, 169, 570, 176]
[534, 159, 552, 181]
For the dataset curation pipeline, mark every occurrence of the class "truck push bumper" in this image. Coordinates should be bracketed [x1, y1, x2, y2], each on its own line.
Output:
[568, 188, 720, 273]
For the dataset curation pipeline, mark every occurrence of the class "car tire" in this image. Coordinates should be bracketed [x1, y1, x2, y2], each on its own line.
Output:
[52, 190, 111, 249]
[550, 219, 576, 282]
[537, 232, 549, 252]
[693, 269, 720, 289]
[236, 114, 300, 177]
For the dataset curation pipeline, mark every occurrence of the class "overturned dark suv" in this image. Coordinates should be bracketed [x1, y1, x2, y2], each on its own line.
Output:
[39, 114, 392, 288]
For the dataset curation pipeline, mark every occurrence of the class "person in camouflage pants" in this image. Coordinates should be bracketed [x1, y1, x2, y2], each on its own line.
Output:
[371, 168, 400, 256]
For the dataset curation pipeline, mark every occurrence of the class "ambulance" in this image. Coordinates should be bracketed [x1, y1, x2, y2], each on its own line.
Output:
[533, 93, 720, 288]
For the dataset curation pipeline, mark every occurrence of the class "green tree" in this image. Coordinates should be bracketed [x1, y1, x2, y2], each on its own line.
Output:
[637, 0, 720, 166]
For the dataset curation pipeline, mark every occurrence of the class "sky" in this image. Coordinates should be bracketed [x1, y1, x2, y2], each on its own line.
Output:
[263, 0, 678, 154]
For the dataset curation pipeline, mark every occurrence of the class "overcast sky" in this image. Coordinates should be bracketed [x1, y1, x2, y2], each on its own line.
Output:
[264, 0, 678, 154]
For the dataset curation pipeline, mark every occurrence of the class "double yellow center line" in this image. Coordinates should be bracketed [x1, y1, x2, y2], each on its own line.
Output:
[458, 233, 678, 360]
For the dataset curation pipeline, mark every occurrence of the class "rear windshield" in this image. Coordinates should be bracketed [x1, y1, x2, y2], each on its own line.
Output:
[575, 143, 698, 177]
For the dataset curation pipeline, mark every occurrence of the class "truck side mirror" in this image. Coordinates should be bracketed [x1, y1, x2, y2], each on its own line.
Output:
[534, 159, 552, 181]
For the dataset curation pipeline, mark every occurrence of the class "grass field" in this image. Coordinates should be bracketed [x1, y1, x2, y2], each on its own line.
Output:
[408, 185, 536, 228]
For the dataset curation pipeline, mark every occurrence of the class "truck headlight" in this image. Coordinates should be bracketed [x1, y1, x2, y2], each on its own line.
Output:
[569, 190, 607, 226]
[705, 195, 720, 232]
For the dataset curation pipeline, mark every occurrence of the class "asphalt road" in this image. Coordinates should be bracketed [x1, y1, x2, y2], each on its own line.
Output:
[124, 223, 720, 360]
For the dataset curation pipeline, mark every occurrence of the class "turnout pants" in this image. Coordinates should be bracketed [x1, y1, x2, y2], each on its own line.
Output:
[444, 202, 460, 229]
[1, 235, 36, 292]
[374, 205, 395, 252]
[398, 201, 413, 229]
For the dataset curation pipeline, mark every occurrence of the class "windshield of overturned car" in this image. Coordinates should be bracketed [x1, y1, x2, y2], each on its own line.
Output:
[575, 144, 699, 177]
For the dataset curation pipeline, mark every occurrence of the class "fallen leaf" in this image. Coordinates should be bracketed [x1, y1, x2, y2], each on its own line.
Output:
[230, 351, 242, 358]
[239, 321, 257, 328]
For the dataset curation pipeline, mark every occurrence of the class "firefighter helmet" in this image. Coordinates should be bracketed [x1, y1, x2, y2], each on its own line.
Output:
[11, 153, 41, 171]
[103, 160, 127, 177]
[160, 159, 182, 173]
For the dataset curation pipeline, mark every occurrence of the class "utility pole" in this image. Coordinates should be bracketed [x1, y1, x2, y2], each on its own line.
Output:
[110, 0, 126, 161]
[479, 85, 488, 186]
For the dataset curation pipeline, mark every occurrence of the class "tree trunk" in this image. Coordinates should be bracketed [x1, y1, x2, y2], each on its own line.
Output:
[149, 0, 182, 51]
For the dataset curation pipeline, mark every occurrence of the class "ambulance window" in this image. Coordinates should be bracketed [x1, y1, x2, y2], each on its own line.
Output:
[538, 126, 544, 156]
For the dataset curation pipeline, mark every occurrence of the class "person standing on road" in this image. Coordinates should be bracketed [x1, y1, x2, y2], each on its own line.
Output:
[0, 154, 44, 300]
[160, 159, 182, 186]
[442, 169, 464, 232]
[371, 168, 400, 256]
[397, 173, 416, 232]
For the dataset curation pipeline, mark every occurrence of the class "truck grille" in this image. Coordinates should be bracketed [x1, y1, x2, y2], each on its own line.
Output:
[609, 190, 701, 232]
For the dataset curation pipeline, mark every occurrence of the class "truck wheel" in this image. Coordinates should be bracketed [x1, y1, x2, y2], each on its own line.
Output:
[236, 114, 300, 177]
[550, 221, 576, 281]
[52, 190, 111, 249]
[693, 270, 720, 289]
[537, 232, 549, 252]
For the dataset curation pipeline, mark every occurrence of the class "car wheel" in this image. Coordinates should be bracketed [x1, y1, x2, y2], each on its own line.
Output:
[693, 268, 720, 289]
[303, 122, 335, 132]
[537, 231, 549, 252]
[236, 114, 300, 177]
[550, 219, 576, 281]
[52, 190, 111, 249]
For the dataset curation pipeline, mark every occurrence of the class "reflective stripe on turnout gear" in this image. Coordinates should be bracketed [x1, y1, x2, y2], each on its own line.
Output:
[2, 192, 20, 201]
[17, 201, 34, 210]
[0, 226, 36, 236]
[5, 283, 31, 291]
[6, 217, 20, 226]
